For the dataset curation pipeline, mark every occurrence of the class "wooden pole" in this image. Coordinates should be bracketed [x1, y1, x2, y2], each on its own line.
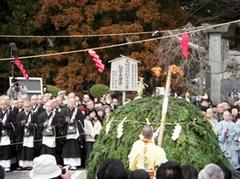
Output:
[122, 91, 126, 105]
[199, 58, 204, 95]
[158, 67, 172, 147]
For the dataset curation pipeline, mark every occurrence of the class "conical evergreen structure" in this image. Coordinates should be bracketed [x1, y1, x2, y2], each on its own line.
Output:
[87, 96, 229, 179]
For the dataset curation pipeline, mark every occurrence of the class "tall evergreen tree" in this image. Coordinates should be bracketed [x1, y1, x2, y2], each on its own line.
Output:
[30, 0, 187, 94]
[0, 0, 40, 93]
[1, 0, 238, 94]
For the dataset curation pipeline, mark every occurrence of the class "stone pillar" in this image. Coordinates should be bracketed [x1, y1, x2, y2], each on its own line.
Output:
[208, 25, 229, 105]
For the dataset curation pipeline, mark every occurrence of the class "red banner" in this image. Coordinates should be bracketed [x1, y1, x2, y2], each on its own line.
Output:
[180, 32, 190, 59]
[14, 57, 29, 80]
[88, 49, 104, 73]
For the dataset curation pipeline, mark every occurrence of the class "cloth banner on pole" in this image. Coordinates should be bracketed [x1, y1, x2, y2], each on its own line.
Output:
[88, 49, 105, 73]
[14, 57, 29, 80]
[180, 32, 190, 59]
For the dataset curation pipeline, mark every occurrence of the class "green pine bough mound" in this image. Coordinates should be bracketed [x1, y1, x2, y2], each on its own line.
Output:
[87, 96, 229, 179]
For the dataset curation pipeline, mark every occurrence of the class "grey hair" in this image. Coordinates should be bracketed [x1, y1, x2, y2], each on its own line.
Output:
[198, 169, 208, 179]
[198, 163, 224, 179]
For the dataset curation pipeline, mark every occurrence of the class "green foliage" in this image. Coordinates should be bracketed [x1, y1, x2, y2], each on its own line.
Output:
[47, 85, 61, 97]
[0, 0, 41, 94]
[87, 96, 229, 179]
[89, 84, 109, 99]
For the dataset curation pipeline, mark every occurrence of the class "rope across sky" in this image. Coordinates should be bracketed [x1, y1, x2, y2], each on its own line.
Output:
[0, 26, 206, 38]
[0, 19, 239, 61]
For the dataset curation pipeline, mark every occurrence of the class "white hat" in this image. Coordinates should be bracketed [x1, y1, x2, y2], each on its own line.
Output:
[29, 154, 61, 179]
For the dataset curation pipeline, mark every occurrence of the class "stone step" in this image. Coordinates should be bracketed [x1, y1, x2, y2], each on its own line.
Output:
[5, 169, 87, 179]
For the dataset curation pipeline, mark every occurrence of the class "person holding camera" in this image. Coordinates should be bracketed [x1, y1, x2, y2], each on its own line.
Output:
[30, 154, 71, 179]
[7, 79, 28, 100]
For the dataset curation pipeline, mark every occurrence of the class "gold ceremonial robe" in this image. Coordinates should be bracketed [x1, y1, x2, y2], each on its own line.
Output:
[128, 138, 167, 172]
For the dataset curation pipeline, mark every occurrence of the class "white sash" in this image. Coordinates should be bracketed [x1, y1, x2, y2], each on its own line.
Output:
[66, 129, 79, 139]
[48, 113, 54, 127]
[0, 136, 11, 146]
[32, 105, 38, 113]
[66, 108, 79, 139]
[23, 136, 34, 148]
[2, 111, 7, 124]
[23, 111, 34, 147]
[71, 107, 78, 121]
[27, 112, 32, 123]
[42, 113, 56, 147]
[1, 111, 9, 143]
[42, 136, 56, 148]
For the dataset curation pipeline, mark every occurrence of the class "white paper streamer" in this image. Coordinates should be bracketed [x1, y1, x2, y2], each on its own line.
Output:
[171, 123, 182, 141]
[105, 117, 114, 135]
[117, 117, 127, 139]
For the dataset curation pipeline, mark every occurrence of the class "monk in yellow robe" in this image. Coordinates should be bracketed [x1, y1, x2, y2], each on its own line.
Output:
[128, 125, 167, 178]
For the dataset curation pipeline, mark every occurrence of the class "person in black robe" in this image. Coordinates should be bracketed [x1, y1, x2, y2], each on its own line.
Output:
[6, 97, 19, 170]
[16, 101, 37, 170]
[52, 98, 62, 115]
[31, 95, 45, 157]
[52, 97, 65, 165]
[59, 97, 85, 169]
[31, 95, 44, 115]
[0, 97, 14, 172]
[37, 101, 59, 157]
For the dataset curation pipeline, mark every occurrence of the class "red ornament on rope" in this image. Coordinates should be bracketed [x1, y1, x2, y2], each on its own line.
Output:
[180, 32, 190, 59]
[14, 57, 29, 80]
[88, 49, 105, 73]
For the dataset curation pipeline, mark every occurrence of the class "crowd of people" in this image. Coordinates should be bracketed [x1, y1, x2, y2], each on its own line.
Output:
[0, 123, 232, 179]
[184, 91, 240, 171]
[97, 159, 228, 179]
[2, 79, 240, 179]
[0, 80, 121, 174]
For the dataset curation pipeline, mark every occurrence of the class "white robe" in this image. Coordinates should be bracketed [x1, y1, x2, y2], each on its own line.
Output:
[217, 120, 240, 169]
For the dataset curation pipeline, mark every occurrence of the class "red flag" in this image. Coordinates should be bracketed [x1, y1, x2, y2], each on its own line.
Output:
[14, 57, 29, 80]
[180, 32, 190, 59]
[88, 49, 105, 73]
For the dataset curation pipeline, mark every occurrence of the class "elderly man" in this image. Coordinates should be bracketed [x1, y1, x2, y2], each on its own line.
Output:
[198, 163, 224, 179]
[216, 111, 240, 169]
[31, 95, 44, 116]
[16, 101, 37, 170]
[215, 103, 225, 122]
[128, 125, 167, 178]
[0, 97, 15, 172]
[205, 108, 218, 134]
[38, 101, 59, 157]
[59, 95, 85, 169]
[17, 99, 24, 113]
[82, 94, 91, 106]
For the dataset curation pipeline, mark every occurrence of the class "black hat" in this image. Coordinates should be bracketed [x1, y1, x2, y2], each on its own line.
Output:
[89, 109, 97, 114]
[11, 78, 18, 83]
